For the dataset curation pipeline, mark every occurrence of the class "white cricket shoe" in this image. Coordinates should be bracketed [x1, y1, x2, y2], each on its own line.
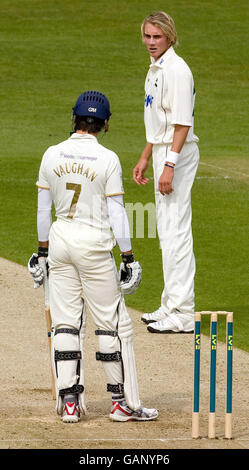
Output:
[141, 307, 167, 324]
[62, 401, 80, 423]
[110, 400, 158, 422]
[147, 314, 194, 334]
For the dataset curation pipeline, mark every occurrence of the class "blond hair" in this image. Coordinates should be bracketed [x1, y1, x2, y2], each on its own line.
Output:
[141, 11, 178, 46]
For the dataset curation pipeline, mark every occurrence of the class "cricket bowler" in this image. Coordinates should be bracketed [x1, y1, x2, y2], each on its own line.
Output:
[133, 11, 200, 334]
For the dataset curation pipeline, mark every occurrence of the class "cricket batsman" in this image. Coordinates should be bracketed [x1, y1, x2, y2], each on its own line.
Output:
[28, 90, 158, 423]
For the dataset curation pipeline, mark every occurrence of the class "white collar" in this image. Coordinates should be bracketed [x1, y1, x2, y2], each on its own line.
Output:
[150, 46, 175, 68]
[69, 133, 98, 142]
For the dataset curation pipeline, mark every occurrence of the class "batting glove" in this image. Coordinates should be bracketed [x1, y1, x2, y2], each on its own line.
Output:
[119, 253, 142, 295]
[28, 247, 48, 289]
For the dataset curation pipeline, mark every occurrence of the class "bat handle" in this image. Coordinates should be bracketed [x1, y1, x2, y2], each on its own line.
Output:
[38, 256, 49, 306]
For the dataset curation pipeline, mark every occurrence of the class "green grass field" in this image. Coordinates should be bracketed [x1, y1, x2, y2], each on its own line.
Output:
[1, 0, 248, 350]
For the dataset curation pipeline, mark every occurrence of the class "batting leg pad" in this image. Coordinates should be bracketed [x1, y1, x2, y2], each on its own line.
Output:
[117, 297, 140, 411]
[95, 329, 124, 394]
[53, 324, 86, 415]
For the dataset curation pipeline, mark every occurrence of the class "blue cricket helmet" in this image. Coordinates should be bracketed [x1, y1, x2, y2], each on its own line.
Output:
[72, 91, 112, 121]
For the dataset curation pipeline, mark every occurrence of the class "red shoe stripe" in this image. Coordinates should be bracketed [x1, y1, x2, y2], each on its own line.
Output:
[65, 402, 76, 415]
[111, 402, 131, 417]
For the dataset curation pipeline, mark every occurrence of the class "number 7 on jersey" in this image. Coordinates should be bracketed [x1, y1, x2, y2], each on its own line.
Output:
[66, 182, 82, 219]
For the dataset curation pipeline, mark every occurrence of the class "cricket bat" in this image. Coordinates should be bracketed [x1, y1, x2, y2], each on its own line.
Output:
[38, 257, 56, 400]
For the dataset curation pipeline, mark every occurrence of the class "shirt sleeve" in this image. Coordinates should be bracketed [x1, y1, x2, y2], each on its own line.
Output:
[166, 64, 194, 126]
[37, 187, 53, 241]
[107, 195, 132, 252]
[105, 154, 125, 197]
[36, 149, 51, 189]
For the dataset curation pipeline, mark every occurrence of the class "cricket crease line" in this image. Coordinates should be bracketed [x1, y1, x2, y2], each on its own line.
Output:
[199, 161, 249, 178]
[1, 437, 249, 442]
[0, 437, 213, 442]
[196, 175, 230, 179]
[123, 162, 249, 181]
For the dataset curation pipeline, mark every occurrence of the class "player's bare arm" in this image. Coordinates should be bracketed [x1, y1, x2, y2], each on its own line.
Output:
[133, 142, 153, 185]
[39, 241, 49, 248]
[170, 125, 190, 155]
[159, 125, 190, 195]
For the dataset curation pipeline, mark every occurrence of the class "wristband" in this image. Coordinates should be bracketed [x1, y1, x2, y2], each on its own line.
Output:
[166, 150, 180, 165]
[38, 246, 48, 258]
[165, 163, 175, 169]
[121, 253, 134, 264]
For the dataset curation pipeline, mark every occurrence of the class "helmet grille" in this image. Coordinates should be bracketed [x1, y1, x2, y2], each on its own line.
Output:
[82, 91, 105, 104]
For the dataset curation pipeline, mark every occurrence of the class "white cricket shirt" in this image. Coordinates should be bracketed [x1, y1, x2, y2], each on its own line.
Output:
[37, 133, 124, 246]
[144, 46, 199, 144]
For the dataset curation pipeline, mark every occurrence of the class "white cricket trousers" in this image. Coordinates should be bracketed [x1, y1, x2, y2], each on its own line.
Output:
[152, 141, 199, 317]
[48, 219, 123, 392]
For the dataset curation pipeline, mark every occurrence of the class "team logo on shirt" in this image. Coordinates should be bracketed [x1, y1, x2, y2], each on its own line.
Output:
[145, 94, 154, 108]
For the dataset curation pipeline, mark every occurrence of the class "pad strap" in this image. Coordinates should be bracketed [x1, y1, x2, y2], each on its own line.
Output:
[59, 384, 84, 397]
[107, 383, 124, 394]
[55, 328, 79, 336]
[95, 329, 118, 337]
[96, 351, 121, 362]
[55, 350, 81, 361]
